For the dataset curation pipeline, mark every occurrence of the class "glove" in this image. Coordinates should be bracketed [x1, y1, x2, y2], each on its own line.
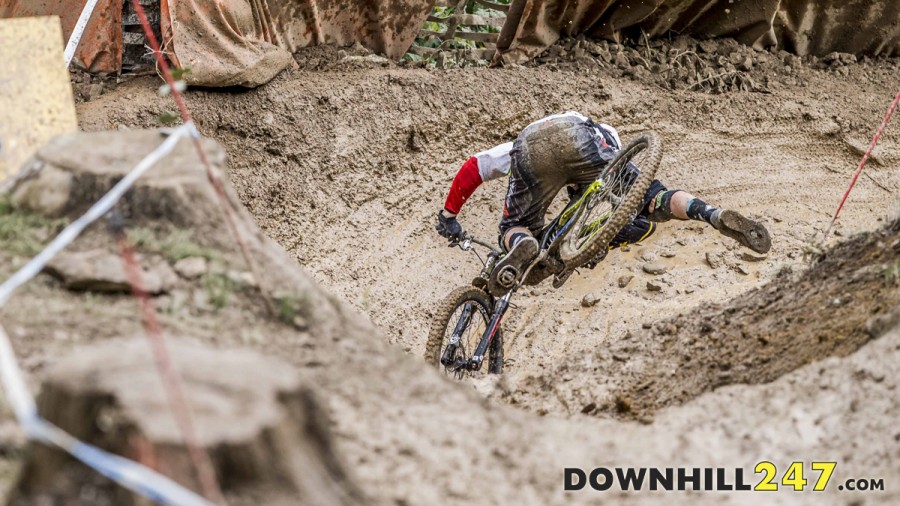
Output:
[435, 210, 464, 240]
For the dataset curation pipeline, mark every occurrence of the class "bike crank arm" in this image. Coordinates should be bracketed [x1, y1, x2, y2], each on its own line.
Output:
[468, 292, 512, 371]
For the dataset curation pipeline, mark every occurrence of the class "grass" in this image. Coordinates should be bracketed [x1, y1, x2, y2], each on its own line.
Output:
[275, 292, 312, 326]
[203, 272, 240, 311]
[0, 195, 65, 257]
[128, 227, 219, 263]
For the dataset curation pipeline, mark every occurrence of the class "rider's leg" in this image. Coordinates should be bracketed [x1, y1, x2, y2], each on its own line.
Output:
[503, 226, 534, 251]
[643, 181, 771, 253]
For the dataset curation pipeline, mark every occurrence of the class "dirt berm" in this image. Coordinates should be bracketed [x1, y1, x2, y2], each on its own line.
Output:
[12, 39, 892, 503]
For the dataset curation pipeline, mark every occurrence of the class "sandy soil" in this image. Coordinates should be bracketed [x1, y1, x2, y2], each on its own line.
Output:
[9, 38, 891, 504]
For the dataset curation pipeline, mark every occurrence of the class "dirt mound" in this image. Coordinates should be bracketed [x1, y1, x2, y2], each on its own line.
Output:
[528, 35, 898, 94]
[509, 224, 900, 419]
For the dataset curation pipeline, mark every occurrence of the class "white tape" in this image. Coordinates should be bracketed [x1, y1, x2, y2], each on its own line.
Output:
[0, 124, 215, 505]
[64, 0, 102, 67]
[0, 124, 190, 307]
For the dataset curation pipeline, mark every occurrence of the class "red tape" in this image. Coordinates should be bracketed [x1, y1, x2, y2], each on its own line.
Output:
[824, 87, 900, 240]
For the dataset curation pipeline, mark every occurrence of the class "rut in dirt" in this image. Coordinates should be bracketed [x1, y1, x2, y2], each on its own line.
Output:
[509, 221, 900, 420]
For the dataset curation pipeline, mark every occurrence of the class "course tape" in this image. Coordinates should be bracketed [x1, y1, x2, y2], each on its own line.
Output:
[64, 0, 101, 67]
[824, 87, 900, 240]
[0, 125, 188, 307]
[0, 124, 213, 506]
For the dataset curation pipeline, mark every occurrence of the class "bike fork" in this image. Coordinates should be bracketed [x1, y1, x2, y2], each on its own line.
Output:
[441, 302, 475, 366]
[468, 292, 512, 371]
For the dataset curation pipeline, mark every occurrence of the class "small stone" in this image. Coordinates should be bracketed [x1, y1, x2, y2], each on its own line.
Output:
[734, 264, 750, 275]
[173, 256, 208, 280]
[659, 249, 676, 258]
[581, 293, 600, 308]
[705, 251, 723, 269]
[642, 322, 652, 329]
[739, 57, 753, 71]
[698, 40, 718, 54]
[741, 252, 768, 262]
[646, 280, 663, 292]
[45, 249, 174, 294]
[642, 262, 667, 275]
[617, 274, 634, 288]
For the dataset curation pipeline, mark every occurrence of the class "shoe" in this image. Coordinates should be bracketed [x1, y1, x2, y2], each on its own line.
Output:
[712, 210, 771, 254]
[489, 236, 539, 296]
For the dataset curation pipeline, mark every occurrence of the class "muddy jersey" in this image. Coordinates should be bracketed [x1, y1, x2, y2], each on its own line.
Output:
[497, 113, 624, 234]
[443, 112, 623, 214]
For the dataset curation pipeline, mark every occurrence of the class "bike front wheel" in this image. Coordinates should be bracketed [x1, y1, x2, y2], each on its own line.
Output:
[425, 286, 503, 377]
[558, 131, 662, 268]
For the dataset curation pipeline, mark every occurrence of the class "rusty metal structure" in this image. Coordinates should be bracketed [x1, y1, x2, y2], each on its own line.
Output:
[408, 0, 523, 62]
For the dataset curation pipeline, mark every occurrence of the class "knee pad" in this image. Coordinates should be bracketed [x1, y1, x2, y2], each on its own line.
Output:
[646, 189, 681, 223]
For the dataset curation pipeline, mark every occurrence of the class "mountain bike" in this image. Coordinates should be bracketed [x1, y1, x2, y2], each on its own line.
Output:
[425, 131, 661, 378]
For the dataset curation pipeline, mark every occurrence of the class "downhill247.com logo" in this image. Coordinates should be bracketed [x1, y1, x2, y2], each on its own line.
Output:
[565, 462, 885, 493]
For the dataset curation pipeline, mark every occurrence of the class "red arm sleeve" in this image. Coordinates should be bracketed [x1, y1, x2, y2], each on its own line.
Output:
[443, 157, 484, 214]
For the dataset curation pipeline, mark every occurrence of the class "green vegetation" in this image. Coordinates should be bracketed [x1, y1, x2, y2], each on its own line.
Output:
[203, 272, 240, 311]
[128, 227, 218, 264]
[883, 260, 900, 286]
[0, 195, 65, 257]
[406, 0, 511, 66]
[275, 292, 313, 327]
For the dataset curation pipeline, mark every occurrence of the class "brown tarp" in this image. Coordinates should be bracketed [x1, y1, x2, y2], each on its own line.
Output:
[2, 0, 895, 87]
[0, 0, 123, 73]
[161, 0, 437, 87]
[775, 0, 900, 57]
[501, 0, 900, 63]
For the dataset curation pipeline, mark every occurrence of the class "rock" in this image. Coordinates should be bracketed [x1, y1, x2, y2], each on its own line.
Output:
[9, 164, 74, 217]
[705, 251, 723, 269]
[646, 280, 663, 292]
[581, 293, 600, 308]
[739, 57, 753, 71]
[734, 264, 751, 275]
[85, 83, 104, 101]
[659, 249, 676, 258]
[698, 39, 718, 54]
[13, 338, 364, 505]
[174, 256, 208, 280]
[639, 250, 657, 262]
[617, 274, 634, 288]
[642, 262, 667, 275]
[741, 252, 768, 262]
[44, 249, 176, 294]
[614, 52, 630, 69]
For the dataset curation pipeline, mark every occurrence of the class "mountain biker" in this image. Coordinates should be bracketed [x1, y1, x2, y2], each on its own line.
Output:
[435, 112, 771, 294]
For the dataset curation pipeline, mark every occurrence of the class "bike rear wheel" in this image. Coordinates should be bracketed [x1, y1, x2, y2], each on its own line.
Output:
[425, 286, 503, 377]
[558, 131, 662, 268]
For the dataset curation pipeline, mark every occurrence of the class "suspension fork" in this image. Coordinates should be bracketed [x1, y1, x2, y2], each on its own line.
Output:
[468, 291, 512, 371]
[441, 302, 475, 366]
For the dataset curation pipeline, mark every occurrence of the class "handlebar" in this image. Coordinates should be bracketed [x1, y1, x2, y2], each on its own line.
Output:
[450, 233, 499, 253]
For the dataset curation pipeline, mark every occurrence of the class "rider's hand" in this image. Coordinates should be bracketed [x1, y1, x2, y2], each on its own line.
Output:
[435, 210, 464, 241]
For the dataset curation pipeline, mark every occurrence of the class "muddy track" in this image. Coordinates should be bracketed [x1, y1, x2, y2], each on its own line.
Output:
[62, 41, 900, 505]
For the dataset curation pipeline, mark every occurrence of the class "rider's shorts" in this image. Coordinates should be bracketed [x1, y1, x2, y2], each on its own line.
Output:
[498, 115, 667, 246]
[499, 116, 616, 235]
